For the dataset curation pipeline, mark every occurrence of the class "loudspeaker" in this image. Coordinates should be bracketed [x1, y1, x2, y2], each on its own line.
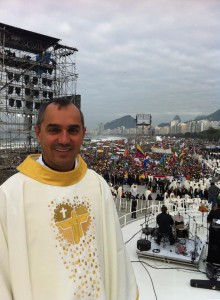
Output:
[190, 279, 220, 290]
[137, 239, 151, 251]
[207, 225, 220, 264]
[206, 263, 218, 281]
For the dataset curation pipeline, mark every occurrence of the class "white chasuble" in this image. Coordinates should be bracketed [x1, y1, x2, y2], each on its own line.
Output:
[0, 154, 138, 300]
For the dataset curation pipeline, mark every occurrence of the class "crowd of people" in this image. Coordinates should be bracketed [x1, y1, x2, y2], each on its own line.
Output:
[81, 137, 220, 207]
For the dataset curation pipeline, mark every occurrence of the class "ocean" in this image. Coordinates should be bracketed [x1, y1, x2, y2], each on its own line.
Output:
[0, 135, 127, 151]
[86, 135, 127, 143]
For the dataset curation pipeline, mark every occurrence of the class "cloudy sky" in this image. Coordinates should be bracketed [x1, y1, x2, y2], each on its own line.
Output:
[0, 0, 219, 129]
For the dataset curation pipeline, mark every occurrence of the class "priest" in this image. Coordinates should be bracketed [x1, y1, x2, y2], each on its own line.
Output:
[0, 98, 138, 300]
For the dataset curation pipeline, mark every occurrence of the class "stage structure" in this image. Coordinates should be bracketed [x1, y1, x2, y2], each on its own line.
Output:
[0, 23, 81, 183]
[136, 114, 152, 138]
[0, 22, 80, 155]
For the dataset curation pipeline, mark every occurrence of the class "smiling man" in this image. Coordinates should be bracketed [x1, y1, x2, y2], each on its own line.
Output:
[35, 100, 86, 171]
[0, 99, 138, 300]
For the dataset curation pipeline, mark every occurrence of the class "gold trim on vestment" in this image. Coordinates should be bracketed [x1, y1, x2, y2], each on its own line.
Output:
[17, 154, 87, 186]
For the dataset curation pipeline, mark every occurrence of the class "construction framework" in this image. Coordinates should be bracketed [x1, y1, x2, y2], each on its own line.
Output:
[135, 114, 152, 141]
[0, 23, 80, 181]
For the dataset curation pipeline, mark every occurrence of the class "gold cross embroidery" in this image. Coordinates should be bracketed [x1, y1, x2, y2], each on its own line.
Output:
[56, 209, 89, 244]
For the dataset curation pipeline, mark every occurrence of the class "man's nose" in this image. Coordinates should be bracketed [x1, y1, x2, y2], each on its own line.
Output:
[58, 131, 70, 144]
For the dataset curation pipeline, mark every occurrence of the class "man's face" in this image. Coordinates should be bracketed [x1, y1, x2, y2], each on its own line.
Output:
[35, 103, 86, 172]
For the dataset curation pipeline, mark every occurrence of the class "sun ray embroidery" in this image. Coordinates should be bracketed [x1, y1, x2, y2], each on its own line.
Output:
[48, 196, 102, 299]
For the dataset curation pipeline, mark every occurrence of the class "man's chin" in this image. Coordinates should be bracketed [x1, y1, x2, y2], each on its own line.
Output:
[52, 160, 75, 172]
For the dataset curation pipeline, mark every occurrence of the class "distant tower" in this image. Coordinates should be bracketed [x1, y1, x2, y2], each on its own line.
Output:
[136, 114, 152, 139]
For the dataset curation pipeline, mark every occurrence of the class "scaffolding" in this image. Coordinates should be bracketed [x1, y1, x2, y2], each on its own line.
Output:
[135, 114, 152, 142]
[0, 22, 80, 179]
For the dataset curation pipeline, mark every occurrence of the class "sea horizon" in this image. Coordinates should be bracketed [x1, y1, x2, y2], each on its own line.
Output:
[86, 134, 127, 142]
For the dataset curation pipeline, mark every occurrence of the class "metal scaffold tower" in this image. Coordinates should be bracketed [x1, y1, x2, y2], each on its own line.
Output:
[0, 22, 80, 180]
[135, 114, 152, 142]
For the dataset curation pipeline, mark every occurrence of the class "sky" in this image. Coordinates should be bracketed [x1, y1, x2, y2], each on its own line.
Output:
[0, 0, 219, 129]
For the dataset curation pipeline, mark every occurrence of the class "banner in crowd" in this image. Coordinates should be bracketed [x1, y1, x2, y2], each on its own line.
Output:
[151, 147, 172, 154]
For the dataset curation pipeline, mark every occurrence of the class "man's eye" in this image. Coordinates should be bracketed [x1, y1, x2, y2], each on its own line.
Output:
[48, 128, 60, 133]
[69, 128, 79, 134]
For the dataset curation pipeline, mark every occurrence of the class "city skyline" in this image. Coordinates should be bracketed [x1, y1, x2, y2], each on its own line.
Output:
[89, 106, 220, 131]
[86, 115, 220, 136]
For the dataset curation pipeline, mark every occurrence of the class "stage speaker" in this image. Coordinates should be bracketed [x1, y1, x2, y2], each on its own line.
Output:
[206, 263, 218, 281]
[190, 279, 220, 290]
[207, 222, 220, 264]
[137, 239, 151, 251]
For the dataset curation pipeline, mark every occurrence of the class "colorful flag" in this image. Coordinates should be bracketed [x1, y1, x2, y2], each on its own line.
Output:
[136, 144, 145, 158]
[173, 151, 178, 158]
[124, 149, 128, 157]
[118, 140, 122, 145]
[143, 157, 149, 168]
[178, 151, 185, 159]
[160, 153, 166, 168]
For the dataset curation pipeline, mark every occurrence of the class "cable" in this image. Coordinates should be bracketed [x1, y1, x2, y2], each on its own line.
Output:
[125, 228, 142, 244]
[138, 257, 158, 300]
[133, 258, 206, 274]
[125, 216, 156, 244]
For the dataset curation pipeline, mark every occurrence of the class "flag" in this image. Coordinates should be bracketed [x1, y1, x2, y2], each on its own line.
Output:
[139, 173, 146, 183]
[178, 151, 185, 159]
[110, 155, 119, 160]
[160, 154, 166, 168]
[124, 149, 128, 157]
[136, 144, 145, 158]
[180, 158, 184, 167]
[143, 157, 149, 168]
[171, 151, 177, 165]
[173, 151, 178, 158]
[118, 140, 122, 145]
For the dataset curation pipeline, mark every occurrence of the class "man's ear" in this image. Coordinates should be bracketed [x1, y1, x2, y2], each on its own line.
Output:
[34, 125, 41, 143]
[83, 127, 87, 137]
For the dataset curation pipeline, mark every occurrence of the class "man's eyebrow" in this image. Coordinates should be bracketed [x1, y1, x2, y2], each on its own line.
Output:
[68, 124, 81, 129]
[46, 123, 61, 129]
[46, 124, 81, 129]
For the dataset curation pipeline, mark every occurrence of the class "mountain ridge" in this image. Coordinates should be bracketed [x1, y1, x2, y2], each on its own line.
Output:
[104, 109, 220, 129]
[104, 115, 136, 129]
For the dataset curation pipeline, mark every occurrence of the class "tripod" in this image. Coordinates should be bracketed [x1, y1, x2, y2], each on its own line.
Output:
[191, 218, 200, 262]
[137, 209, 152, 252]
[141, 210, 154, 240]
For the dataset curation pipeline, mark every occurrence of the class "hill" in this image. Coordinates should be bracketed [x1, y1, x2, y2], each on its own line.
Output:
[158, 122, 169, 127]
[196, 109, 220, 121]
[104, 115, 136, 129]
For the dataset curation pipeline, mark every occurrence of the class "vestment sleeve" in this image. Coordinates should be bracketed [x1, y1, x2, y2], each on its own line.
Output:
[0, 188, 13, 300]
